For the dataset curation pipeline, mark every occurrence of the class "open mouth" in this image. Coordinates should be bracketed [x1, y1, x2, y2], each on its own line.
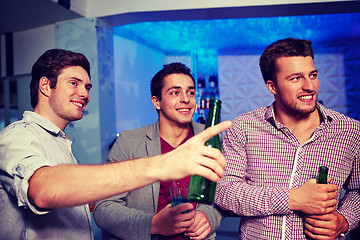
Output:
[298, 95, 313, 101]
[72, 101, 84, 109]
[177, 108, 191, 112]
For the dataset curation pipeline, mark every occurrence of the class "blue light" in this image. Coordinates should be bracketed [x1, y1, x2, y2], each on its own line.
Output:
[114, 12, 360, 50]
[113, 12, 360, 74]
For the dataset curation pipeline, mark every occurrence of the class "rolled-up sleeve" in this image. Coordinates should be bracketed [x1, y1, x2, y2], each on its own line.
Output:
[0, 126, 57, 214]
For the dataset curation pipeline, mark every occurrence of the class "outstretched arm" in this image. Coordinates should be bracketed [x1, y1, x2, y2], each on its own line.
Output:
[28, 121, 232, 209]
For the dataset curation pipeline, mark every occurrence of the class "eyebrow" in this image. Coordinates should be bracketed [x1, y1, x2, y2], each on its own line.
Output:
[165, 85, 195, 92]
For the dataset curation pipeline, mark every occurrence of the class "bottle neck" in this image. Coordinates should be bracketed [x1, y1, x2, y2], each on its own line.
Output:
[205, 100, 221, 128]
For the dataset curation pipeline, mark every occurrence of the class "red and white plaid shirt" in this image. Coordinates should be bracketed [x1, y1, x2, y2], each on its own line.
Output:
[215, 103, 360, 240]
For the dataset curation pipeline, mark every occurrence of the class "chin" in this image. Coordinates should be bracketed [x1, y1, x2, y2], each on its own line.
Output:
[178, 119, 192, 125]
[296, 106, 317, 115]
[72, 114, 84, 121]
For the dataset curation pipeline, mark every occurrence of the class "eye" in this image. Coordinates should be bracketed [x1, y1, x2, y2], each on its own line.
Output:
[188, 90, 195, 96]
[310, 73, 318, 79]
[171, 91, 179, 95]
[71, 81, 78, 86]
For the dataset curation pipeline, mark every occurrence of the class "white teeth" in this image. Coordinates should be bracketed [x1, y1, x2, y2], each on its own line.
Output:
[178, 109, 190, 112]
[299, 95, 312, 100]
[73, 102, 83, 107]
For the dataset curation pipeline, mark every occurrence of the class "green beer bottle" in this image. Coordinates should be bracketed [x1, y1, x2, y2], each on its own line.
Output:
[188, 99, 222, 204]
[317, 166, 328, 184]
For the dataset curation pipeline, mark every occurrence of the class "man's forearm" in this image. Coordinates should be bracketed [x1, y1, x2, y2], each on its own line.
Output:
[28, 121, 231, 209]
[28, 157, 160, 209]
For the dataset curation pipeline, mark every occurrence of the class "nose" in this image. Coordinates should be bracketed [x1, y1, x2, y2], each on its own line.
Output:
[302, 77, 315, 92]
[180, 92, 190, 103]
[79, 86, 90, 103]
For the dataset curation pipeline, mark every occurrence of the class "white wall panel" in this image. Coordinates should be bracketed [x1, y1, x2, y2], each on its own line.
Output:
[218, 39, 360, 122]
[218, 55, 272, 122]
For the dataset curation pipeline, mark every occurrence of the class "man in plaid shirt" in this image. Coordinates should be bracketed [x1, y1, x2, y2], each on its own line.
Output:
[215, 38, 360, 239]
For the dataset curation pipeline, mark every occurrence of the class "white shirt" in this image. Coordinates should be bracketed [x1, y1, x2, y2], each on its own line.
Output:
[0, 111, 93, 240]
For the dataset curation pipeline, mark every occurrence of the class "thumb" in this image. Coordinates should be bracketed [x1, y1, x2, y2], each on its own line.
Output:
[165, 203, 173, 208]
[326, 177, 333, 184]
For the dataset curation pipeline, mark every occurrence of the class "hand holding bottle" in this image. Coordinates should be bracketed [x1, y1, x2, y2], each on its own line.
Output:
[303, 166, 349, 239]
[304, 211, 349, 239]
[289, 178, 338, 215]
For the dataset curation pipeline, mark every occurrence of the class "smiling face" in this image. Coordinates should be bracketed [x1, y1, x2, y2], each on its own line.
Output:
[267, 56, 319, 118]
[38, 66, 92, 129]
[152, 73, 196, 127]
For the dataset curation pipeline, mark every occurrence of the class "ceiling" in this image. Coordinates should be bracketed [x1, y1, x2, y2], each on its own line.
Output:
[2, 1, 360, 37]
[111, 4, 360, 74]
[0, 0, 82, 35]
[106, 1, 360, 54]
[113, 12, 360, 54]
[1, 0, 360, 66]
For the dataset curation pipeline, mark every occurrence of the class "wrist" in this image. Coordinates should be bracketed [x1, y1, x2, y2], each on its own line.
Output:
[288, 188, 299, 211]
[139, 156, 163, 183]
[336, 212, 349, 237]
[150, 215, 159, 235]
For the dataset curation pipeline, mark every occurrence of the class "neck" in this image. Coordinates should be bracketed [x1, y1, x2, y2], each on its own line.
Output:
[34, 106, 68, 131]
[158, 120, 191, 148]
[274, 105, 321, 144]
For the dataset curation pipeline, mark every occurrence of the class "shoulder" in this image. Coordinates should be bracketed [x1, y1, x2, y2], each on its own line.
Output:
[0, 118, 37, 140]
[324, 108, 360, 130]
[232, 106, 268, 126]
[224, 106, 270, 140]
[119, 122, 157, 138]
[113, 122, 159, 150]
[1, 111, 61, 140]
[108, 123, 159, 161]
[191, 121, 205, 135]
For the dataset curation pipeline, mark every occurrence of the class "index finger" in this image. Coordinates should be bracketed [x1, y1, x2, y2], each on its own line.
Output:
[192, 121, 232, 143]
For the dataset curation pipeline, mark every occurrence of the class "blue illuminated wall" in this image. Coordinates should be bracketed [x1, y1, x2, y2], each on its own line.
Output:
[113, 36, 163, 134]
[113, 35, 193, 134]
[114, 12, 360, 124]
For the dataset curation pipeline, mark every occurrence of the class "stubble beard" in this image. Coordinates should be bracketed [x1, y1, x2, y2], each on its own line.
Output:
[278, 93, 318, 117]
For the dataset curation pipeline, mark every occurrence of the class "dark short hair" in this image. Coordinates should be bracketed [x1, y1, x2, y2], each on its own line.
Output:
[30, 49, 90, 108]
[150, 62, 195, 101]
[259, 38, 314, 84]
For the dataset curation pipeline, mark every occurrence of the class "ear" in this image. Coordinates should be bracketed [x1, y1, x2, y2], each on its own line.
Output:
[151, 96, 161, 110]
[39, 77, 51, 97]
[266, 80, 277, 95]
